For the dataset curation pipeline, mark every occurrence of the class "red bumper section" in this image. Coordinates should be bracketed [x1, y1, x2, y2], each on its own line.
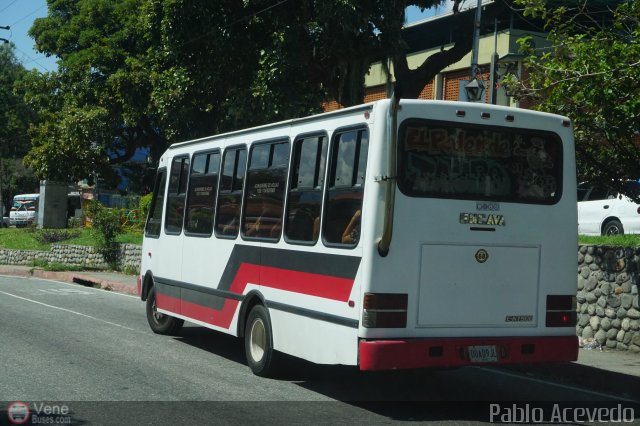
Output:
[359, 336, 578, 371]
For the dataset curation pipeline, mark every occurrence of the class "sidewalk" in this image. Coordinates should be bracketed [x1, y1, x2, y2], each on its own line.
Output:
[576, 345, 640, 378]
[0, 264, 138, 296]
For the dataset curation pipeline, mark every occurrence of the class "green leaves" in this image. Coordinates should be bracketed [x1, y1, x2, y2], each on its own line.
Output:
[18, 0, 474, 188]
[513, 0, 640, 193]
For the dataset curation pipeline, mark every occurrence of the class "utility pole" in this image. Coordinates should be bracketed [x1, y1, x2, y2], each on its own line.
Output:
[0, 25, 9, 44]
[464, 0, 485, 102]
[0, 27, 9, 215]
[470, 0, 482, 80]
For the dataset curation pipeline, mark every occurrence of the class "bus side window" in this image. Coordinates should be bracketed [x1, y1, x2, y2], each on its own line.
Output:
[323, 128, 369, 246]
[215, 147, 247, 238]
[185, 151, 220, 235]
[145, 168, 167, 238]
[285, 135, 327, 244]
[242, 140, 290, 241]
[165, 156, 190, 234]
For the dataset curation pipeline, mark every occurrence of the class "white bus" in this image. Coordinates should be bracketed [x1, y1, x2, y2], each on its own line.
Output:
[10, 193, 39, 227]
[139, 99, 578, 376]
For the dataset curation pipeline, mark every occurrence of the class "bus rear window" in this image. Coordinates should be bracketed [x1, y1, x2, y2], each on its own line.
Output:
[398, 119, 563, 204]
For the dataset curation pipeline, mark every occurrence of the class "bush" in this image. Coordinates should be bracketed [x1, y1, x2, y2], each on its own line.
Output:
[86, 200, 123, 267]
[34, 228, 82, 244]
[67, 216, 82, 228]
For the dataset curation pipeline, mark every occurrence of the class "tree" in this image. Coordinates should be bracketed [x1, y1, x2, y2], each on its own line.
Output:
[22, 0, 161, 186]
[0, 43, 38, 211]
[506, 0, 640, 194]
[22, 0, 485, 186]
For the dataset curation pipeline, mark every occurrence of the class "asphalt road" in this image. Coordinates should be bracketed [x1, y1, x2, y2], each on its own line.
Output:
[1, 276, 639, 425]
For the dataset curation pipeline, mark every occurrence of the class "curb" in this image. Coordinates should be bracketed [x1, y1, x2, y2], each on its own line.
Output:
[0, 266, 139, 296]
[68, 273, 139, 296]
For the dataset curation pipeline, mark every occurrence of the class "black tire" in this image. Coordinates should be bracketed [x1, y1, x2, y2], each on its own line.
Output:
[603, 219, 624, 236]
[145, 286, 184, 335]
[244, 305, 277, 377]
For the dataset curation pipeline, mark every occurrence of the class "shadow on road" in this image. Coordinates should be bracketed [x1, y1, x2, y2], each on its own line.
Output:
[167, 325, 640, 422]
[497, 362, 640, 402]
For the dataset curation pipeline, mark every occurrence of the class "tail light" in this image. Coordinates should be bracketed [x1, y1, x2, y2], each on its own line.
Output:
[546, 295, 577, 327]
[362, 293, 407, 328]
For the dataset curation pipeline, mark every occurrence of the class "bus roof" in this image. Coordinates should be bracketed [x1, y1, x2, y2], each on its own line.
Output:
[168, 102, 377, 151]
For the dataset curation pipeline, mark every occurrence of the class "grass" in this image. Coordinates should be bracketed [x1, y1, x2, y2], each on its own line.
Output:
[1, 226, 639, 250]
[0, 227, 143, 251]
[578, 234, 640, 247]
[30, 258, 89, 272]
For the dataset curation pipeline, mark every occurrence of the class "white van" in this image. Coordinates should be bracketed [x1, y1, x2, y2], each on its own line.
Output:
[10, 194, 39, 227]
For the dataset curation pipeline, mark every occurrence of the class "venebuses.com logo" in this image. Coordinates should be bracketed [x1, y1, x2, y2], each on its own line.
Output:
[6, 402, 30, 425]
[5, 401, 72, 425]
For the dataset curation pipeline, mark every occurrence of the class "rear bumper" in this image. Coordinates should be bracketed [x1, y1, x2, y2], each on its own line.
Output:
[359, 335, 578, 371]
[10, 218, 34, 226]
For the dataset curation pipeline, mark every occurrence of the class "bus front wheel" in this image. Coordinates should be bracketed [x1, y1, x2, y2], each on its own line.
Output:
[145, 286, 184, 335]
[244, 305, 277, 377]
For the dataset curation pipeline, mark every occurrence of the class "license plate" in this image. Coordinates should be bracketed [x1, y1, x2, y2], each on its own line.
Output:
[468, 345, 498, 363]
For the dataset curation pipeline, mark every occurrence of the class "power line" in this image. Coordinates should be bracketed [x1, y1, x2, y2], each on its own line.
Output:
[0, 0, 19, 14]
[10, 4, 46, 28]
[13, 46, 51, 72]
[172, 0, 291, 50]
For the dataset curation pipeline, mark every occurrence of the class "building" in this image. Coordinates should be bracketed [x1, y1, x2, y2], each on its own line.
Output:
[324, 1, 546, 111]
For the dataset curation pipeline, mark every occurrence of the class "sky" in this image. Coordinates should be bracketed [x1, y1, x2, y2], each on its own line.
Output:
[0, 0, 56, 72]
[0, 0, 458, 73]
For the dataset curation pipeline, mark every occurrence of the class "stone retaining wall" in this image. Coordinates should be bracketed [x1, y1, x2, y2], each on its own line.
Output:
[577, 245, 640, 353]
[0, 244, 141, 271]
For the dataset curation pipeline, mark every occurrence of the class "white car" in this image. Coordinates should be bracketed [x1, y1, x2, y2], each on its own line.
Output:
[577, 181, 640, 235]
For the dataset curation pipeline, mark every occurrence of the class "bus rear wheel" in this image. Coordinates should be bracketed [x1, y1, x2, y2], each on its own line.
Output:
[244, 305, 277, 377]
[145, 286, 184, 335]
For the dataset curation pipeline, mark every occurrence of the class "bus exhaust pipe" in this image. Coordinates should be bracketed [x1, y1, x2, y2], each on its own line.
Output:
[377, 90, 401, 257]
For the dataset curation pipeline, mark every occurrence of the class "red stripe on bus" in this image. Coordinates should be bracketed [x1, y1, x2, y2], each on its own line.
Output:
[254, 265, 353, 302]
[158, 262, 356, 329]
[156, 293, 240, 327]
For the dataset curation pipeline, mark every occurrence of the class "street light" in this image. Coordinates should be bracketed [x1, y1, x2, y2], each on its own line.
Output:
[464, 0, 485, 102]
[464, 78, 485, 102]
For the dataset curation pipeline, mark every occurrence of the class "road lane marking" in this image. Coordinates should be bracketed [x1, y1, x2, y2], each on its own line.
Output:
[0, 290, 137, 332]
[36, 288, 93, 295]
[477, 366, 638, 403]
[39, 278, 140, 299]
[0, 275, 139, 299]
